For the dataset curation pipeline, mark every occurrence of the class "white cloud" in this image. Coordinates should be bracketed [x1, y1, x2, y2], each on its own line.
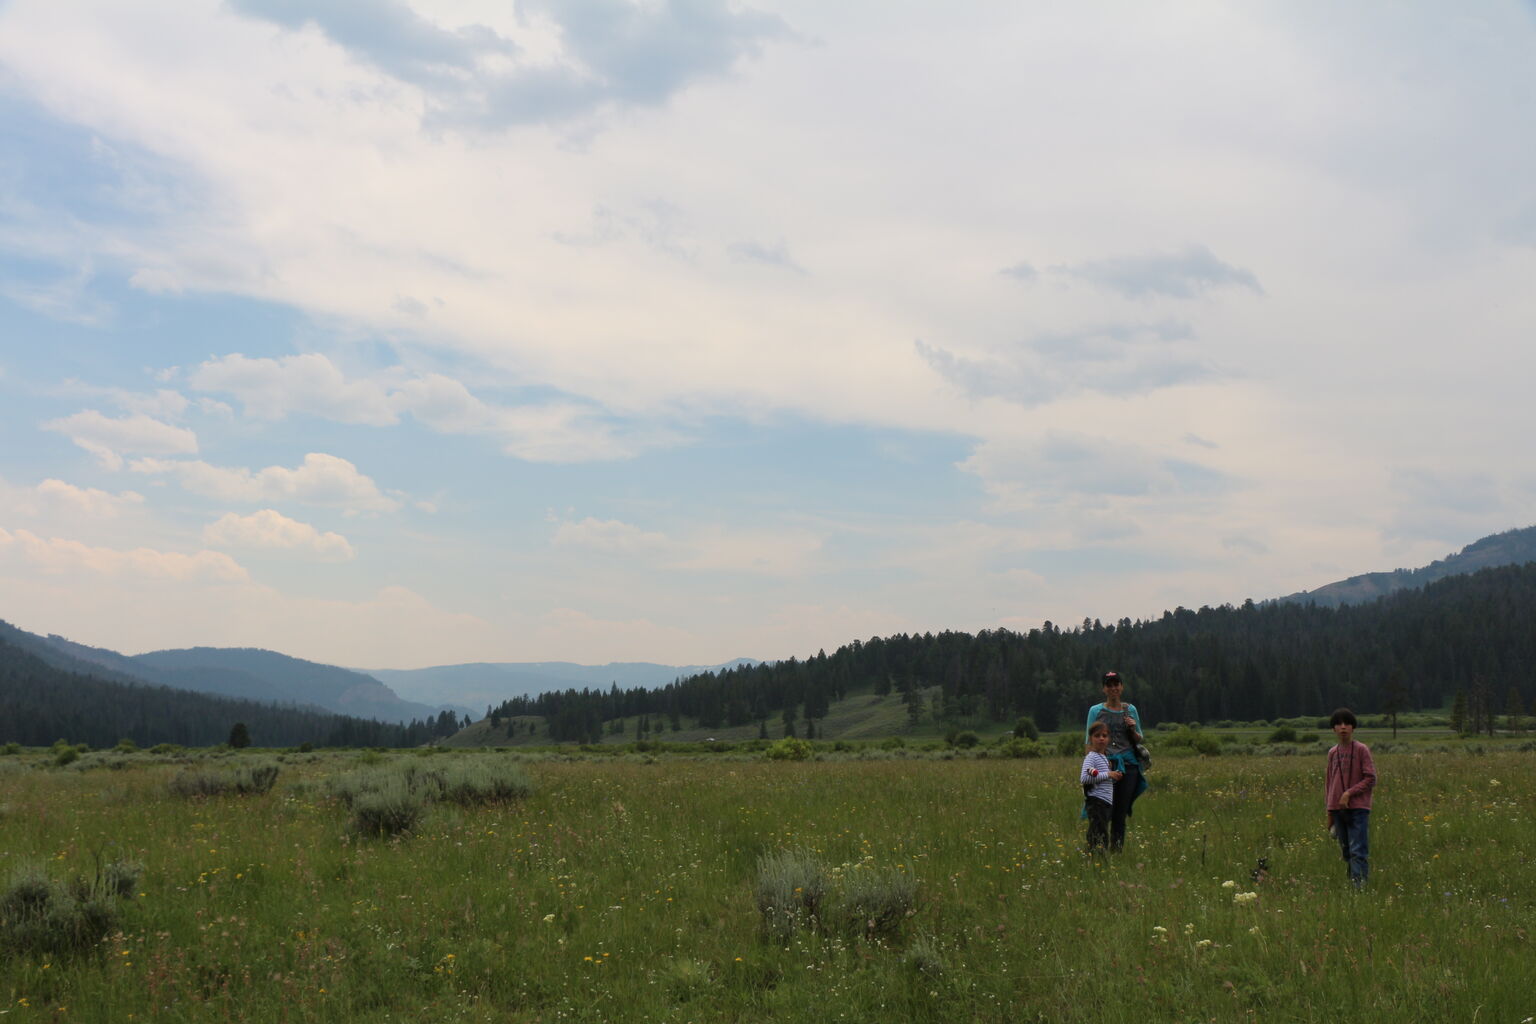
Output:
[203, 509, 355, 561]
[130, 452, 400, 512]
[188, 353, 399, 425]
[36, 478, 146, 518]
[0, 525, 248, 582]
[190, 353, 658, 462]
[41, 410, 198, 469]
[225, 0, 789, 130]
[962, 433, 1173, 502]
[553, 517, 673, 555]
[114, 388, 190, 419]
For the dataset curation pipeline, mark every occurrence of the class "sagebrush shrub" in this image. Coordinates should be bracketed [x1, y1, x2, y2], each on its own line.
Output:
[754, 849, 830, 940]
[834, 866, 917, 939]
[349, 778, 426, 838]
[167, 760, 279, 799]
[0, 860, 141, 957]
[437, 762, 534, 807]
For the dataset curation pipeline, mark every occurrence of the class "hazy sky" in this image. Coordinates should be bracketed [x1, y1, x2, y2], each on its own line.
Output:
[2, 1, 1534, 669]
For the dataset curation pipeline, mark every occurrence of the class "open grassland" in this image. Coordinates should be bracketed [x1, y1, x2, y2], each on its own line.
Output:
[2, 746, 1532, 1023]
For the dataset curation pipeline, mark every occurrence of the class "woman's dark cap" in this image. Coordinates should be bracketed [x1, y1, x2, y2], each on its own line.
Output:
[1102, 671, 1121, 685]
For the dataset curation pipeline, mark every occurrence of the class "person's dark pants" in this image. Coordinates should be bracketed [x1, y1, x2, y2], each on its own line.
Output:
[1331, 808, 1370, 887]
[1085, 798, 1111, 853]
[1110, 764, 1141, 852]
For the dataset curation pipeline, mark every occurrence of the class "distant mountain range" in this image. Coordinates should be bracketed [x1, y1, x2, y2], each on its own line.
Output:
[365, 659, 762, 713]
[7, 523, 1532, 732]
[1276, 524, 1536, 609]
[0, 624, 461, 724]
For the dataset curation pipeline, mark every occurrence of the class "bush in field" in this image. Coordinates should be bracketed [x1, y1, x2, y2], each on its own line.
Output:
[765, 738, 812, 761]
[168, 761, 279, 799]
[1, 742, 20, 756]
[437, 761, 535, 807]
[168, 761, 279, 798]
[329, 759, 534, 837]
[903, 933, 946, 976]
[1267, 725, 1300, 743]
[1013, 716, 1040, 741]
[754, 849, 830, 940]
[1056, 733, 1084, 757]
[833, 866, 918, 940]
[350, 778, 427, 838]
[0, 860, 142, 957]
[1163, 726, 1221, 756]
[999, 737, 1044, 759]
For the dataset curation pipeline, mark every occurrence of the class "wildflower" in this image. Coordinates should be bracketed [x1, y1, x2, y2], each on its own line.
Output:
[1195, 939, 1213, 950]
[1220, 880, 1236, 889]
[1233, 891, 1259, 905]
[1248, 926, 1261, 935]
[542, 914, 556, 924]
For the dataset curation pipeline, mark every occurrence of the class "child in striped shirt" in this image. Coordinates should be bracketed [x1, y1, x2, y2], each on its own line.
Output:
[1081, 721, 1122, 853]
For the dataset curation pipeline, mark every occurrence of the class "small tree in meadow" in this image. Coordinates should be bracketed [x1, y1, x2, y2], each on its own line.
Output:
[228, 722, 252, 749]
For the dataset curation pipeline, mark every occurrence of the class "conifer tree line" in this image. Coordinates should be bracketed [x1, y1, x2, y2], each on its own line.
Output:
[496, 563, 1536, 741]
[0, 637, 464, 749]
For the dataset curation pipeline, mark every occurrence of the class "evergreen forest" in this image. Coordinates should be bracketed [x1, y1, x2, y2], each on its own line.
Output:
[495, 563, 1536, 743]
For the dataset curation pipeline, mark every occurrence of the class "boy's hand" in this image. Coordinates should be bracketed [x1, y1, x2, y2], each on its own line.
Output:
[1325, 811, 1334, 830]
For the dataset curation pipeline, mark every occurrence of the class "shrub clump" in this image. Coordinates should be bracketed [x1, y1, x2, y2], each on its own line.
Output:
[998, 737, 1044, 759]
[329, 759, 535, 838]
[1056, 733, 1085, 757]
[765, 738, 812, 761]
[834, 865, 918, 939]
[437, 761, 535, 807]
[350, 777, 427, 838]
[755, 849, 919, 944]
[1162, 726, 1221, 756]
[168, 761, 280, 799]
[1, 860, 143, 957]
[754, 849, 830, 940]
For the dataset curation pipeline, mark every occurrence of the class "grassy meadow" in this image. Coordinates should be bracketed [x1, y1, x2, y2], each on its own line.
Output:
[2, 741, 1532, 1023]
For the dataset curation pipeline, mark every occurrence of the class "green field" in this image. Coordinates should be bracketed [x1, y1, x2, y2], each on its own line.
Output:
[2, 743, 1532, 1023]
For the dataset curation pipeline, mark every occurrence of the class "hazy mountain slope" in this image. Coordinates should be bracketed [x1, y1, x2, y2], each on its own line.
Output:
[1277, 524, 1536, 608]
[0, 631, 421, 748]
[129, 647, 454, 724]
[366, 658, 761, 710]
[0, 623, 158, 687]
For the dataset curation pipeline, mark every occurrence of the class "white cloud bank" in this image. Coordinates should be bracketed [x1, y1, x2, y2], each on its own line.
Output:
[0, 525, 248, 582]
[130, 453, 400, 512]
[42, 410, 198, 469]
[203, 509, 355, 561]
[188, 353, 657, 462]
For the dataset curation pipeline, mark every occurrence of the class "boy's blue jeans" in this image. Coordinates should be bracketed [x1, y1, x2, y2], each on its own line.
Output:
[1331, 809, 1370, 887]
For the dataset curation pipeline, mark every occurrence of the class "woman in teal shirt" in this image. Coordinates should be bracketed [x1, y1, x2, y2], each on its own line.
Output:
[1085, 671, 1147, 852]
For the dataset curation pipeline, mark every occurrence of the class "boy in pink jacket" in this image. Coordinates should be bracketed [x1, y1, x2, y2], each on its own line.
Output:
[1325, 707, 1376, 888]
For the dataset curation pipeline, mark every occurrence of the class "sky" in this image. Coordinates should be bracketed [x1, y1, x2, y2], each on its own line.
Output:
[2, 1, 1535, 671]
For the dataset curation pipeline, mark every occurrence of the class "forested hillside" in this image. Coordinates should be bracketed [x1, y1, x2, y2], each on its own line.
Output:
[1277, 523, 1536, 607]
[0, 634, 465, 748]
[495, 563, 1536, 742]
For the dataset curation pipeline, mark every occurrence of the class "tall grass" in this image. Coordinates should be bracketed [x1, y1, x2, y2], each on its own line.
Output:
[0, 746, 1531, 1021]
